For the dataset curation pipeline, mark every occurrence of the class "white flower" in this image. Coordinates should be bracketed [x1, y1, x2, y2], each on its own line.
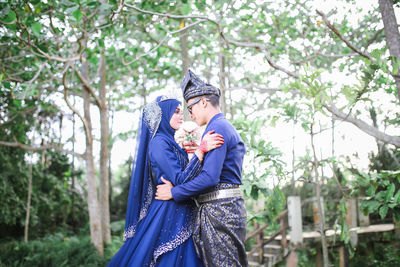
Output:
[175, 121, 203, 148]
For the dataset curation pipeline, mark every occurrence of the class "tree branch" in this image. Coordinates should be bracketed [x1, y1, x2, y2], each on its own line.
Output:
[0, 140, 84, 158]
[325, 104, 400, 147]
[224, 38, 299, 78]
[71, 64, 102, 107]
[122, 19, 206, 65]
[365, 28, 385, 48]
[316, 10, 374, 61]
[292, 52, 358, 65]
[110, 0, 125, 22]
[142, 26, 181, 52]
[63, 64, 92, 142]
[15, 33, 81, 62]
[223, 36, 400, 148]
[124, 3, 218, 24]
[0, 106, 37, 127]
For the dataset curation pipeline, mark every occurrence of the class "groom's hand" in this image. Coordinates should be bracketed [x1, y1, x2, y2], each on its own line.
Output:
[155, 177, 173, 200]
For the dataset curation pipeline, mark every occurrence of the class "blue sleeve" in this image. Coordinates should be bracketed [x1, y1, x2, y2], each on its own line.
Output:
[171, 127, 227, 202]
[149, 137, 202, 186]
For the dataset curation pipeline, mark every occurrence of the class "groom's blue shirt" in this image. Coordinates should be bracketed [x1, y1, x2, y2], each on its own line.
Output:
[171, 113, 246, 202]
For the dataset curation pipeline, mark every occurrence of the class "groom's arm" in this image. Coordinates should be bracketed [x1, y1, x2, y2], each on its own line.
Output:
[156, 143, 227, 201]
[169, 132, 227, 202]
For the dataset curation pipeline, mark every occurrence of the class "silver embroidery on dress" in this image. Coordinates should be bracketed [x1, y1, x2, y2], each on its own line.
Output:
[150, 211, 196, 267]
[139, 175, 154, 221]
[143, 95, 176, 139]
[123, 225, 135, 241]
[124, 171, 155, 241]
[143, 101, 162, 139]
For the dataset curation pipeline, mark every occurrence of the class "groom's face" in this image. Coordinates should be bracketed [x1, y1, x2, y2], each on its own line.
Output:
[187, 97, 206, 126]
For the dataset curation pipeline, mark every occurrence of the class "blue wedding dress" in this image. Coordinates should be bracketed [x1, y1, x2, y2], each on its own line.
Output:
[108, 96, 203, 267]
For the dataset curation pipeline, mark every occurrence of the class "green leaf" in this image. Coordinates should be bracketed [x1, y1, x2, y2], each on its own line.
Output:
[366, 185, 376, 197]
[99, 3, 112, 11]
[375, 191, 386, 202]
[340, 223, 350, 243]
[0, 4, 10, 17]
[393, 190, 400, 204]
[31, 22, 42, 35]
[180, 4, 192, 15]
[385, 183, 395, 202]
[391, 56, 399, 75]
[72, 8, 82, 21]
[3, 10, 16, 24]
[379, 205, 388, 219]
[194, 1, 206, 11]
[98, 38, 104, 48]
[65, 5, 78, 14]
[361, 200, 380, 214]
[13, 99, 22, 107]
[250, 185, 259, 200]
[87, 1, 98, 7]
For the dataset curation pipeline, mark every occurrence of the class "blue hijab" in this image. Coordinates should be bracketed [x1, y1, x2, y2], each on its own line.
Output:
[123, 96, 183, 241]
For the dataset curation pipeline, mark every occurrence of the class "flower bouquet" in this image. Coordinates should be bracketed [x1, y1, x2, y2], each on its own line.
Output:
[175, 121, 203, 155]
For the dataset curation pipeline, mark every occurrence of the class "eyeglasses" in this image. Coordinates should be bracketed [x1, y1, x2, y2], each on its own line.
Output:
[186, 98, 210, 114]
[186, 98, 201, 114]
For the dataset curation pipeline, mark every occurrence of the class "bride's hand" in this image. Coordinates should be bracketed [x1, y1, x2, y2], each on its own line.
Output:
[182, 141, 198, 154]
[199, 130, 224, 153]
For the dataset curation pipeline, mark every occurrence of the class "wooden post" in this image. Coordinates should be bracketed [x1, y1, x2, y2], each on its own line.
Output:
[316, 247, 323, 267]
[313, 197, 325, 230]
[288, 196, 303, 246]
[339, 246, 349, 267]
[287, 196, 302, 267]
[346, 198, 358, 246]
[254, 222, 263, 264]
[313, 197, 324, 267]
[254, 198, 265, 264]
[280, 215, 287, 249]
[357, 198, 370, 227]
[286, 251, 298, 267]
[394, 216, 400, 239]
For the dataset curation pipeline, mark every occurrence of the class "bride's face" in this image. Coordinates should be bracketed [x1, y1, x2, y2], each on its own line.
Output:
[170, 105, 183, 130]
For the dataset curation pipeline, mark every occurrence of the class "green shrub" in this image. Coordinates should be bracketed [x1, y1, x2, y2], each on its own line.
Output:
[0, 233, 109, 267]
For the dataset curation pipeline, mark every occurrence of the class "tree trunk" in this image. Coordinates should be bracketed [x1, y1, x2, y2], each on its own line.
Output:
[24, 160, 32, 243]
[379, 0, 400, 103]
[311, 123, 329, 267]
[108, 105, 114, 221]
[99, 51, 111, 244]
[82, 57, 104, 256]
[291, 121, 296, 194]
[218, 38, 226, 114]
[71, 95, 76, 231]
[180, 22, 190, 120]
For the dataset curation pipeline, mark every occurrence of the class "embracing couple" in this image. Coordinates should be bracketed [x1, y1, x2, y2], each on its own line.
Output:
[108, 70, 248, 267]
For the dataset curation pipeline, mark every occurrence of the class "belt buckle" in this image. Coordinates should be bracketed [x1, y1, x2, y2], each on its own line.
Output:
[193, 197, 200, 207]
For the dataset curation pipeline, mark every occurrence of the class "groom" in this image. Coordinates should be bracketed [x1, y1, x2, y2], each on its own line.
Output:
[155, 69, 248, 266]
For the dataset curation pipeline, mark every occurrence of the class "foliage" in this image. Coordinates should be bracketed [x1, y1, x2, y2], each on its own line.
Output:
[351, 170, 400, 220]
[110, 158, 132, 222]
[0, 149, 88, 239]
[349, 238, 400, 267]
[0, 91, 35, 230]
[282, 236, 400, 267]
[0, 87, 88, 240]
[234, 115, 285, 200]
[0, 233, 109, 267]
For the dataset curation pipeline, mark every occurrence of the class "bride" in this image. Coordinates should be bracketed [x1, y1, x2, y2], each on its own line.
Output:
[107, 95, 224, 267]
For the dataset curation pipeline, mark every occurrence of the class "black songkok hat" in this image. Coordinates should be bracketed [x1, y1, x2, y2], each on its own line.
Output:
[180, 69, 221, 102]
